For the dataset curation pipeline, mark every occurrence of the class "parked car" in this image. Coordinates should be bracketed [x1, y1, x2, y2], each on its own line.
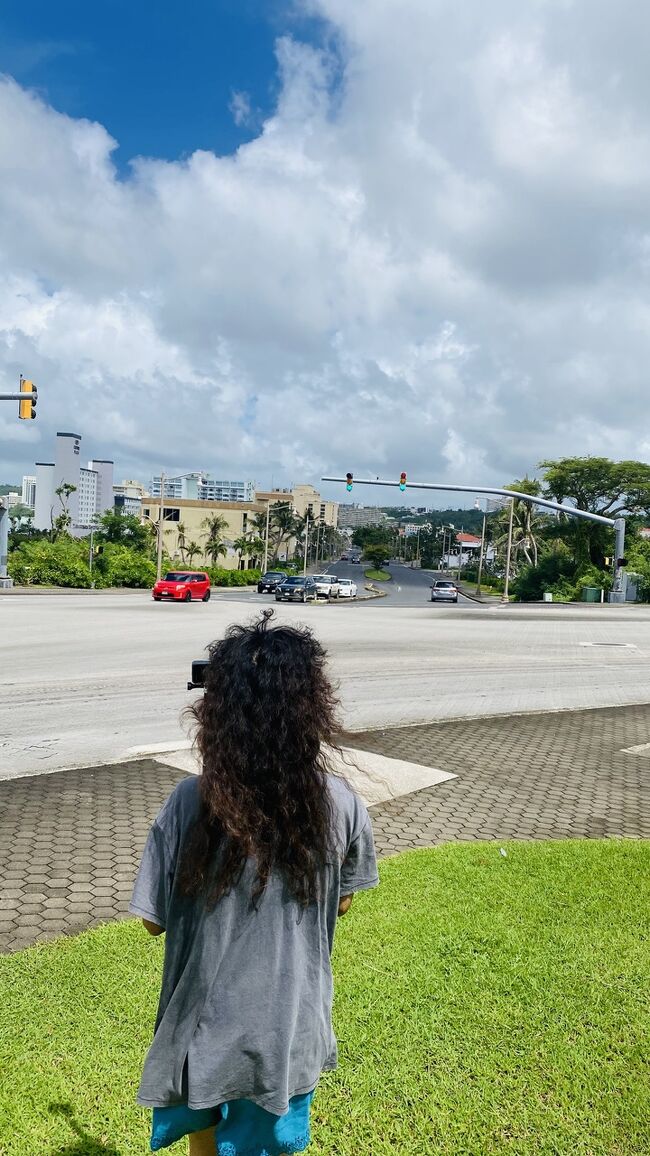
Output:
[152, 571, 211, 603]
[275, 576, 318, 603]
[312, 574, 341, 599]
[257, 570, 287, 594]
[340, 553, 349, 561]
[430, 579, 458, 604]
[337, 578, 357, 599]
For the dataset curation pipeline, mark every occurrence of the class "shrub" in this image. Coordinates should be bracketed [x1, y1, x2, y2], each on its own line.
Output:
[8, 539, 92, 588]
[207, 567, 262, 587]
[96, 545, 157, 588]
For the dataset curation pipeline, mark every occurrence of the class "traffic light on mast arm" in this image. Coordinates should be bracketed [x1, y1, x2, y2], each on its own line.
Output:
[399, 472, 407, 491]
[19, 377, 37, 420]
[346, 472, 353, 491]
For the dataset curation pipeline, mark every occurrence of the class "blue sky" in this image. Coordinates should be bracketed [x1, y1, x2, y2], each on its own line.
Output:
[0, 0, 324, 167]
[2, 1, 649, 494]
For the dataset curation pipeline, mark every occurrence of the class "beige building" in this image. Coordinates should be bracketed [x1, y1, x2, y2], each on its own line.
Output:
[255, 484, 338, 528]
[141, 497, 266, 570]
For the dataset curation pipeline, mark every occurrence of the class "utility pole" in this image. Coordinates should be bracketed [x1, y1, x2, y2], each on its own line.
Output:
[476, 510, 487, 596]
[0, 501, 12, 589]
[88, 525, 95, 589]
[457, 533, 463, 581]
[156, 472, 165, 582]
[502, 498, 514, 603]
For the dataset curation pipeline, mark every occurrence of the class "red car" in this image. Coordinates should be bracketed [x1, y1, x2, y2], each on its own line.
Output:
[152, 571, 211, 603]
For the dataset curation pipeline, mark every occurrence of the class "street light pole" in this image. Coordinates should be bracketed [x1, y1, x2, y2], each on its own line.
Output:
[303, 516, 310, 577]
[263, 502, 271, 574]
[502, 498, 514, 603]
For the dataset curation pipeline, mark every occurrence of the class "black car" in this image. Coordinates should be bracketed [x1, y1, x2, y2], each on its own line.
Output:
[258, 571, 287, 594]
[275, 576, 318, 603]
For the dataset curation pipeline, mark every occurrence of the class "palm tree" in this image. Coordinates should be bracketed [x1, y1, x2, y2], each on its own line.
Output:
[185, 541, 203, 567]
[494, 478, 547, 571]
[202, 513, 229, 564]
[176, 522, 188, 565]
[269, 506, 298, 563]
[233, 533, 265, 569]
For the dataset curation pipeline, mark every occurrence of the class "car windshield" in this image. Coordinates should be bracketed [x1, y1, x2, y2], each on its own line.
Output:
[339, 579, 351, 585]
[163, 572, 193, 582]
[283, 577, 304, 586]
[435, 581, 455, 587]
[264, 572, 285, 578]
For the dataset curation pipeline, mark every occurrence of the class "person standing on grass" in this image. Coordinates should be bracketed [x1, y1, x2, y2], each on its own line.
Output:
[130, 610, 379, 1155]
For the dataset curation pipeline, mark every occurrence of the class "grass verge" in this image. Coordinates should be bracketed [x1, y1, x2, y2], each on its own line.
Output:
[364, 568, 391, 581]
[1, 840, 648, 1154]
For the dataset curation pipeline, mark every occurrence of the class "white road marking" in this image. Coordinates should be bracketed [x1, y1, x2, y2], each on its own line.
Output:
[151, 745, 455, 808]
[621, 742, 650, 756]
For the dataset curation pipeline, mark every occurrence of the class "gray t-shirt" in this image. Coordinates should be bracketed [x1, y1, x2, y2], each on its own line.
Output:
[130, 773, 379, 1114]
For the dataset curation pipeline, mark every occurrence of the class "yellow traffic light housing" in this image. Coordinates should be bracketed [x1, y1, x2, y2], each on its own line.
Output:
[19, 377, 37, 420]
[399, 471, 407, 491]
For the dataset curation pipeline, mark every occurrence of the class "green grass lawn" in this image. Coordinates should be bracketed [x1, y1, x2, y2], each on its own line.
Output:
[364, 568, 391, 581]
[1, 840, 649, 1155]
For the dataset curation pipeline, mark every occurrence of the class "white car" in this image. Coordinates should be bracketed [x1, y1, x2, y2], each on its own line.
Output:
[312, 574, 341, 599]
[337, 578, 357, 599]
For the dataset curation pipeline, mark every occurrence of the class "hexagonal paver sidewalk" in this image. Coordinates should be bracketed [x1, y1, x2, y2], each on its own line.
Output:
[0, 760, 185, 954]
[2, 704, 650, 953]
[347, 702, 650, 853]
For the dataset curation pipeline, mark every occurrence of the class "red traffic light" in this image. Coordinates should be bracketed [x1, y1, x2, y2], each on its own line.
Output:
[346, 472, 353, 491]
[399, 472, 407, 491]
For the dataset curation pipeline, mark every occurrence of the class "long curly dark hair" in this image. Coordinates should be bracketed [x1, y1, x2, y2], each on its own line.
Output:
[179, 610, 342, 909]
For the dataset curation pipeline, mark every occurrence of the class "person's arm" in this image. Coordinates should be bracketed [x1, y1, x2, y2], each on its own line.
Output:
[142, 918, 165, 936]
[338, 894, 353, 917]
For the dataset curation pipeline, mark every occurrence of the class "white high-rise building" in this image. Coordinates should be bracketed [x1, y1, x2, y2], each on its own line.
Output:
[21, 476, 36, 509]
[33, 433, 114, 534]
[149, 474, 254, 502]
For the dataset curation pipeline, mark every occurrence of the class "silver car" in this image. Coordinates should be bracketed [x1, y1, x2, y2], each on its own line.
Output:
[430, 579, 458, 603]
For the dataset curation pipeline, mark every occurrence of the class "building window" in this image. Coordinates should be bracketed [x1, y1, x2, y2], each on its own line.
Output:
[143, 508, 150, 518]
[163, 507, 180, 521]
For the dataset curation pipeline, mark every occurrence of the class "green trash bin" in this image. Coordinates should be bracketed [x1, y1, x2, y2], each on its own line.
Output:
[582, 586, 601, 602]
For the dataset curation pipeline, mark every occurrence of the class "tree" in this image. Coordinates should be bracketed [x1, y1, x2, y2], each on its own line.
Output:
[363, 544, 390, 571]
[96, 509, 151, 552]
[538, 456, 650, 569]
[176, 521, 188, 564]
[269, 506, 298, 561]
[184, 540, 203, 567]
[50, 483, 76, 541]
[492, 478, 548, 571]
[540, 456, 650, 518]
[233, 533, 265, 569]
[202, 514, 229, 564]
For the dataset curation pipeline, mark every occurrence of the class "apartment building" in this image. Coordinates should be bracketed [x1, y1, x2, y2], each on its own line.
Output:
[141, 497, 266, 570]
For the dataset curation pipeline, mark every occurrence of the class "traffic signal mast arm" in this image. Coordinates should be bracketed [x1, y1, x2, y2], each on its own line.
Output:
[1, 376, 38, 419]
[322, 474, 626, 596]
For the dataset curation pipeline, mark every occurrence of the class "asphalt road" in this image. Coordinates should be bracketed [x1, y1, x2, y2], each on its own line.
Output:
[3, 590, 650, 779]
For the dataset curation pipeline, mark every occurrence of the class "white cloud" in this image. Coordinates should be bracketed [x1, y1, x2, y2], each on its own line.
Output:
[2, 2, 650, 500]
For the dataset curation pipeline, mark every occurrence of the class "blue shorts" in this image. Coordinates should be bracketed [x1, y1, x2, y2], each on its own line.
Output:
[151, 1090, 315, 1154]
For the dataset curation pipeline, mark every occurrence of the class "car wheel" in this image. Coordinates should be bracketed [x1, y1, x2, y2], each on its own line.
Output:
[301, 592, 307, 603]
[202, 590, 211, 602]
[184, 591, 192, 602]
